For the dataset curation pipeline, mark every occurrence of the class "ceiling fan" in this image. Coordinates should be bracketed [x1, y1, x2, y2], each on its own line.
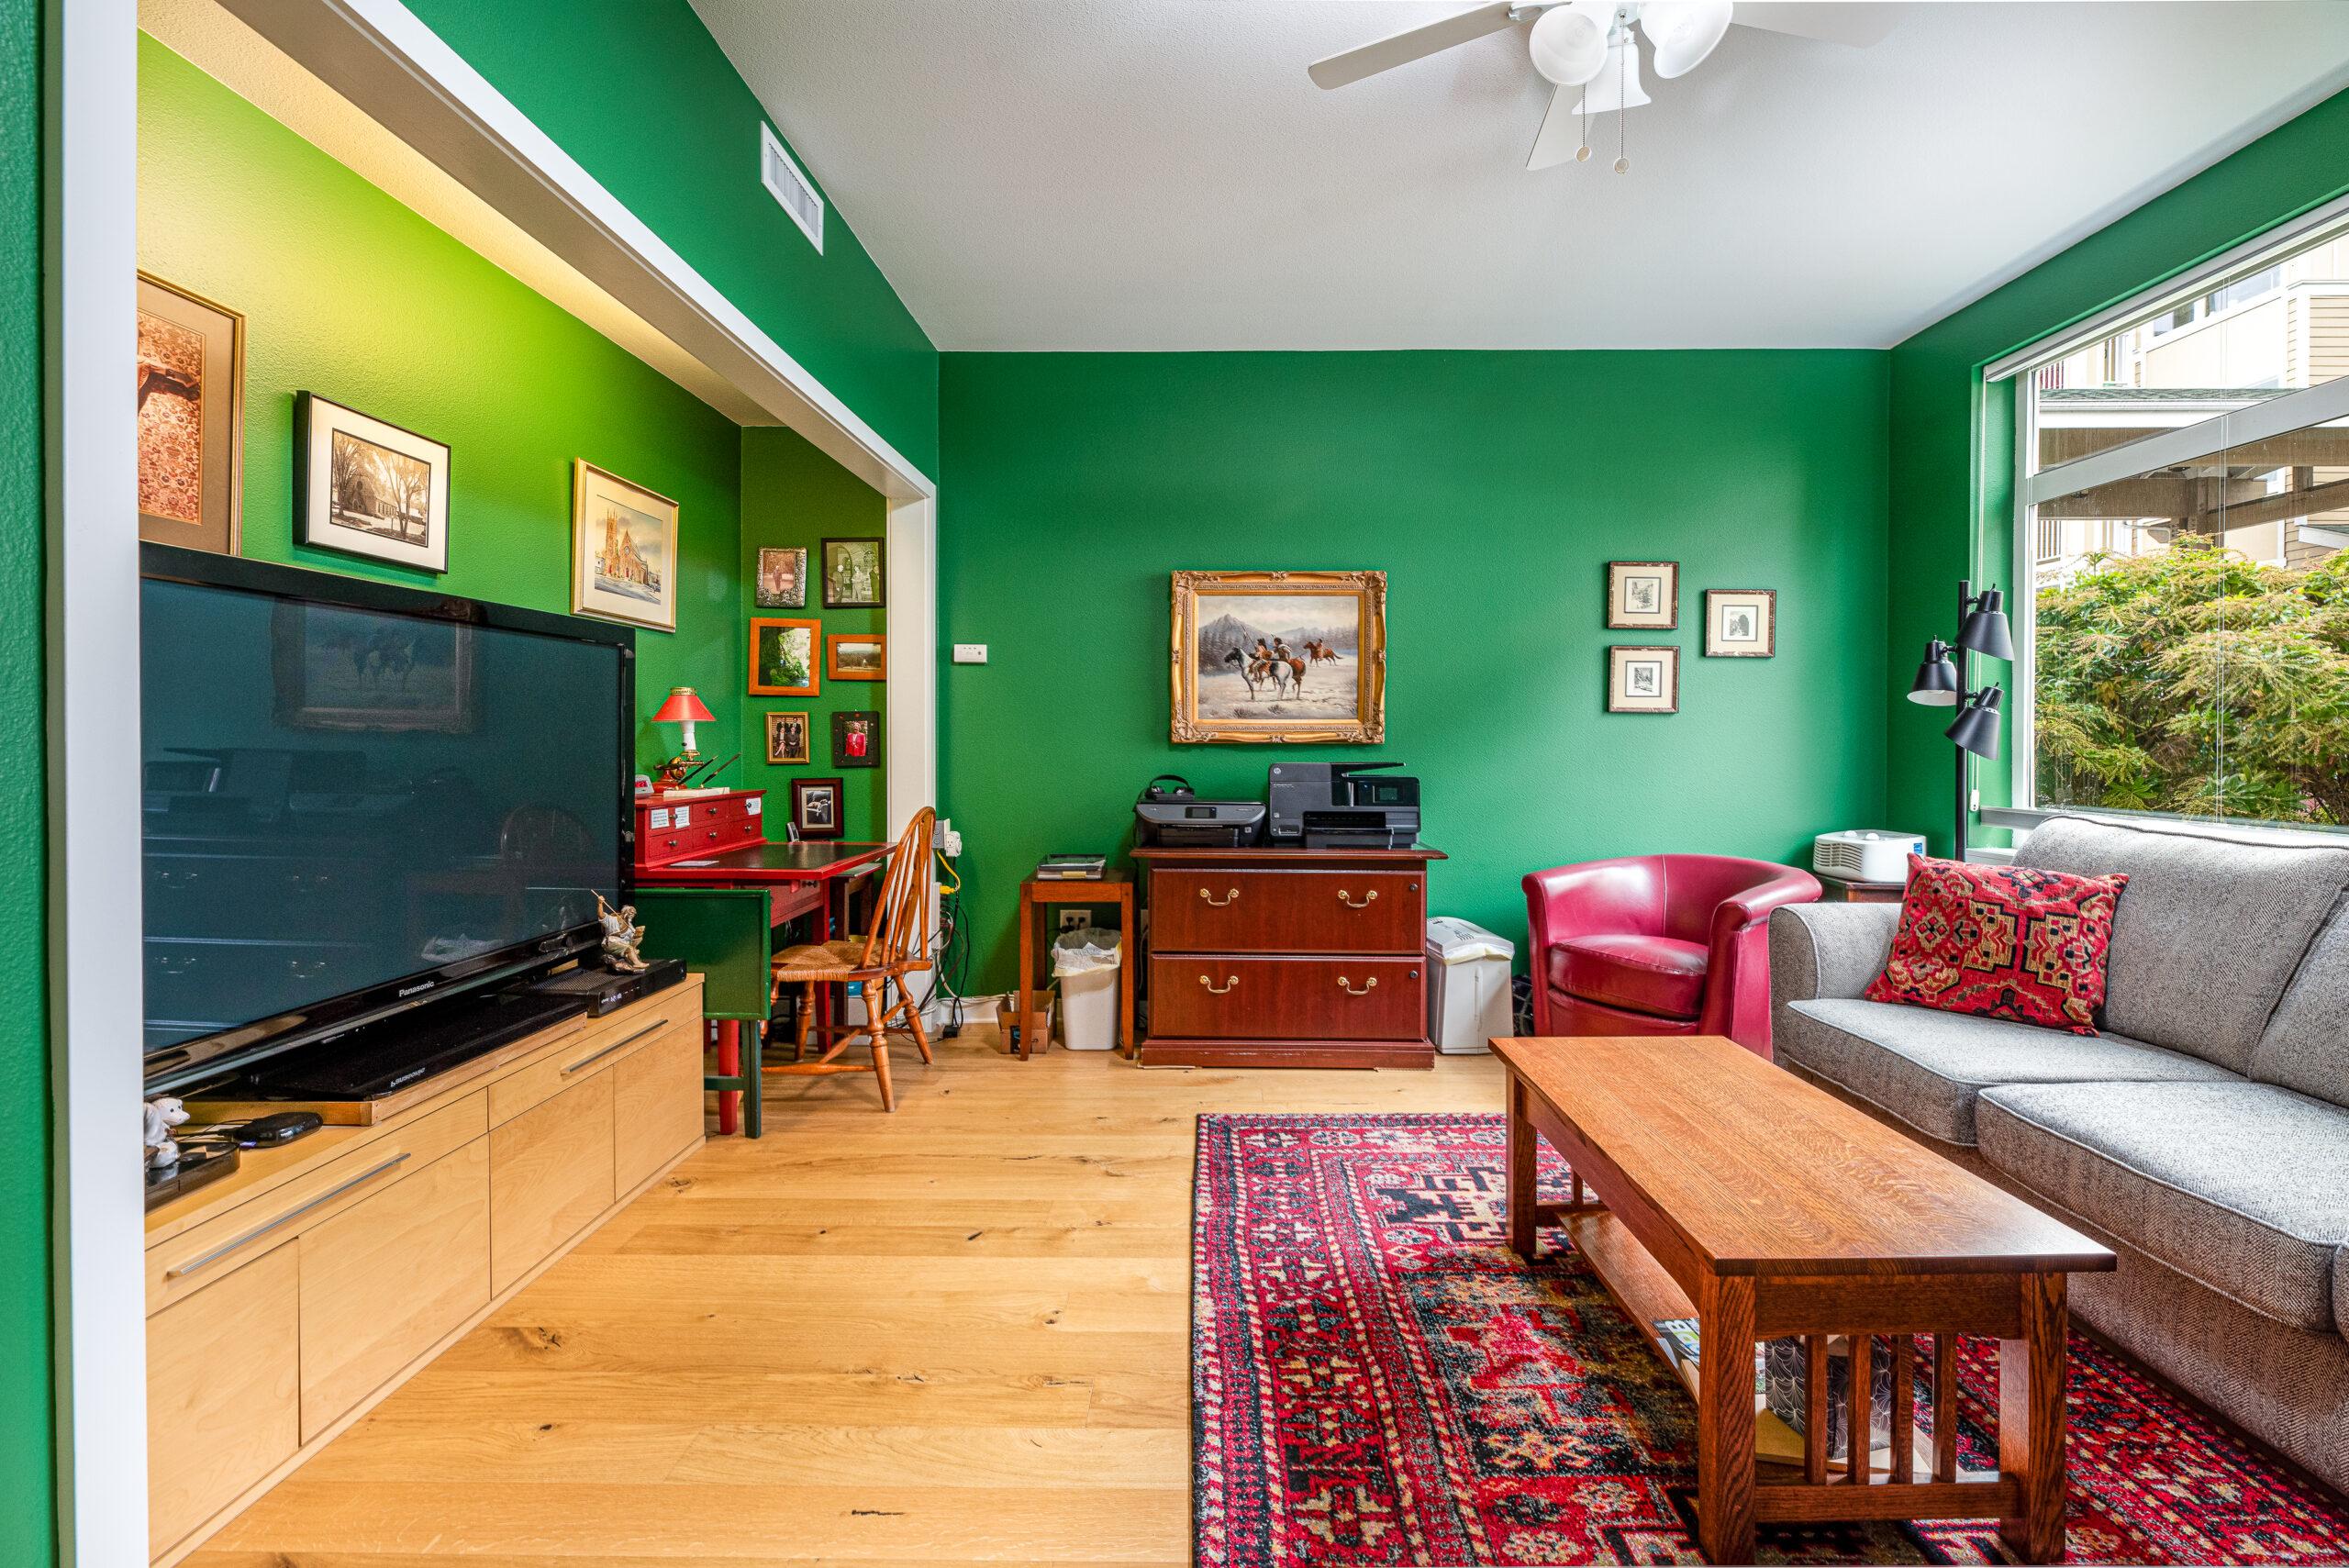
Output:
[1309, 2, 1897, 172]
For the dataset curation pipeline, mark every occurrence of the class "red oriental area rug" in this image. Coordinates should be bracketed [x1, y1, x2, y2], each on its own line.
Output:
[1192, 1113, 2349, 1567]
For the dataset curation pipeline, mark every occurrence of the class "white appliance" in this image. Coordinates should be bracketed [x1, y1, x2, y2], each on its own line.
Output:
[1812, 830, 1925, 884]
[1424, 917, 1516, 1054]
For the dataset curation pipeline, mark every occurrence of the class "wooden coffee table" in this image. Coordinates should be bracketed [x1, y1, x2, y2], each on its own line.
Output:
[1496, 1035, 2115, 1564]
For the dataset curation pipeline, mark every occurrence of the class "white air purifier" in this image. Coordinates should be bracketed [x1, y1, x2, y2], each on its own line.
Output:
[1811, 830, 1926, 884]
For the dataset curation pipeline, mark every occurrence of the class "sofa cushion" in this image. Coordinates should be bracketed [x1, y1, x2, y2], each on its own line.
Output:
[1862, 853, 2126, 1035]
[2016, 816, 2349, 1072]
[1548, 935, 1707, 1020]
[2252, 911, 2349, 1111]
[1977, 1081, 2349, 1332]
[1777, 997, 2233, 1147]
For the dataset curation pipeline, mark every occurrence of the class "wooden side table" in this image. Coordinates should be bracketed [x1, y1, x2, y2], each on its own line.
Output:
[1819, 875, 1905, 904]
[1015, 872, 1136, 1059]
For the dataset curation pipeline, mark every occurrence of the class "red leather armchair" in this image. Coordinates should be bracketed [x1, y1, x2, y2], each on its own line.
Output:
[1522, 855, 1822, 1057]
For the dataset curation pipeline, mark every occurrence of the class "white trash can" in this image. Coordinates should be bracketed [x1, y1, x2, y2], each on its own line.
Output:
[1052, 928, 1123, 1051]
[1424, 917, 1515, 1054]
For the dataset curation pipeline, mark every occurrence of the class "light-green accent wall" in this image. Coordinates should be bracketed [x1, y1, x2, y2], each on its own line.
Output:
[403, 0, 940, 481]
[739, 428, 887, 842]
[138, 35, 748, 773]
[938, 351, 1892, 993]
[3, 0, 51, 1555]
[1887, 87, 2349, 853]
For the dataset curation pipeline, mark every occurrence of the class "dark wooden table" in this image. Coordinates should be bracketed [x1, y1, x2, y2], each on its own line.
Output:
[1496, 1034, 2114, 1564]
[1819, 875, 1906, 904]
[1014, 871, 1136, 1059]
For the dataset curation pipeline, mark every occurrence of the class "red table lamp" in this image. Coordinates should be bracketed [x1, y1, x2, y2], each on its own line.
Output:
[651, 686, 716, 789]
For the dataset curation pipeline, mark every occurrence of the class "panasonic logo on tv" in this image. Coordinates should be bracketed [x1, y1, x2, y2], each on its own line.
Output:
[397, 981, 435, 998]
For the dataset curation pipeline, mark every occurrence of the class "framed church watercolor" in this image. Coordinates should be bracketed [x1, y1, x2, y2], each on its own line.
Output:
[572, 461, 679, 630]
[1170, 570, 1386, 744]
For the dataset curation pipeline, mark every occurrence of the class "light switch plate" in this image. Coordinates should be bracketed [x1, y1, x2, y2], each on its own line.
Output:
[952, 643, 988, 664]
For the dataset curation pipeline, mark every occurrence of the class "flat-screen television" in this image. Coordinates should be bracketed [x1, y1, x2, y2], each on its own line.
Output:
[140, 545, 635, 1091]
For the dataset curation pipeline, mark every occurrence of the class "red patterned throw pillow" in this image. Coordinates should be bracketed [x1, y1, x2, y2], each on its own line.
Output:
[1863, 853, 2128, 1035]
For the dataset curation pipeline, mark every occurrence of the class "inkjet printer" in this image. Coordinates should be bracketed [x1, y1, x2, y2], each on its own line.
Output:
[1133, 773, 1267, 847]
[1267, 762, 1420, 850]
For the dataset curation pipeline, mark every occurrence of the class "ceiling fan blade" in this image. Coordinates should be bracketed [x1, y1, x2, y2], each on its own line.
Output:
[1527, 83, 1582, 171]
[1308, 2, 1521, 89]
[1731, 2, 1898, 48]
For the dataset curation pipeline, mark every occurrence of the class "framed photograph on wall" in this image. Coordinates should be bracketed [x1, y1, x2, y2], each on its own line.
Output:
[137, 272, 244, 555]
[764, 710, 810, 765]
[831, 710, 879, 768]
[1608, 646, 1680, 714]
[754, 546, 807, 608]
[295, 392, 451, 573]
[792, 776, 844, 840]
[749, 617, 821, 696]
[1704, 588, 1776, 657]
[1169, 570, 1386, 744]
[1607, 561, 1678, 629]
[572, 461, 680, 630]
[826, 633, 886, 681]
[823, 537, 885, 607]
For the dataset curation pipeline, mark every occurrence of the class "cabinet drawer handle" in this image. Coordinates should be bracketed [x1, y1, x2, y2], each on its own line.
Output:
[1336, 888, 1378, 909]
[1197, 886, 1241, 907]
[1197, 974, 1239, 995]
[564, 1018, 670, 1075]
[1336, 975, 1378, 995]
[165, 1152, 411, 1279]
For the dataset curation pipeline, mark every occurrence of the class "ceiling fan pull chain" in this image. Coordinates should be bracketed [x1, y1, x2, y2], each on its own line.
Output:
[1614, 31, 1631, 174]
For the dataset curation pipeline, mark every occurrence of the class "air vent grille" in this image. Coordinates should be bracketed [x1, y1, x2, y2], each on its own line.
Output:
[760, 123, 824, 253]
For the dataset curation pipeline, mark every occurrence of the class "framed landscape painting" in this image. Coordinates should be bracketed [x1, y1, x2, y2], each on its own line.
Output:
[827, 633, 885, 681]
[296, 393, 450, 573]
[749, 617, 820, 696]
[573, 461, 679, 630]
[137, 272, 243, 555]
[1169, 570, 1386, 744]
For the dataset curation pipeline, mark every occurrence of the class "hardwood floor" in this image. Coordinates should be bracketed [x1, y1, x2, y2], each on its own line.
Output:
[192, 1022, 1503, 1565]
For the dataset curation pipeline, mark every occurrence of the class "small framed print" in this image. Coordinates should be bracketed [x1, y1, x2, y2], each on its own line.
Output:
[792, 776, 844, 840]
[831, 709, 879, 768]
[826, 633, 886, 681]
[1607, 561, 1678, 629]
[1705, 589, 1776, 658]
[1609, 646, 1679, 714]
[296, 393, 451, 573]
[750, 617, 820, 696]
[764, 710, 810, 765]
[754, 546, 807, 608]
[823, 537, 885, 608]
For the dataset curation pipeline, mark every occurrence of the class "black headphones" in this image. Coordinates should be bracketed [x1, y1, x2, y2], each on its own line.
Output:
[1140, 773, 1196, 803]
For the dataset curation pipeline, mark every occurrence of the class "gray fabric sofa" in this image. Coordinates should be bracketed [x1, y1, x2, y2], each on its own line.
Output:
[1768, 815, 2349, 1496]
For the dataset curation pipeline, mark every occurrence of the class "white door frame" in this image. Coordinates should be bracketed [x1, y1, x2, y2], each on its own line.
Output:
[50, 2, 939, 1556]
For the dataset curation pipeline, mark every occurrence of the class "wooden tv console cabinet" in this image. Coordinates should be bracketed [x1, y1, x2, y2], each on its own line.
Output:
[1133, 845, 1442, 1068]
[143, 978, 706, 1566]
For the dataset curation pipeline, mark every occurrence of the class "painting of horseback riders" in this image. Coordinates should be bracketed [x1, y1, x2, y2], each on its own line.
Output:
[1171, 570, 1386, 744]
[272, 602, 476, 733]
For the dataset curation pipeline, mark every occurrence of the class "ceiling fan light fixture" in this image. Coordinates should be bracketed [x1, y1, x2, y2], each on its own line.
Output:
[1641, 0, 1734, 79]
[1528, 0, 1616, 86]
[1572, 36, 1651, 115]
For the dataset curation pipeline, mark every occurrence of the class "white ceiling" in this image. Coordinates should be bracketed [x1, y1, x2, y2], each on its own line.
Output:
[693, 1, 2349, 352]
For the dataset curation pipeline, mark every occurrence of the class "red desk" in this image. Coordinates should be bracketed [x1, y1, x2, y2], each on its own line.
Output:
[636, 839, 891, 1131]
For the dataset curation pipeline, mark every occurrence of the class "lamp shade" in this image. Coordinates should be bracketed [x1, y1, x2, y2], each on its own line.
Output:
[1642, 0, 1733, 79]
[1944, 684, 2004, 760]
[1529, 0, 1612, 85]
[651, 686, 715, 725]
[1957, 586, 2014, 662]
[1907, 639, 1959, 706]
[1574, 36, 1652, 114]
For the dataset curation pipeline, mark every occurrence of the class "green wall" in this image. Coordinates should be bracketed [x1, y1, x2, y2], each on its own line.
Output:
[3, 0, 50, 1554]
[739, 428, 887, 841]
[404, 0, 940, 480]
[938, 351, 1891, 992]
[138, 36, 748, 773]
[1887, 87, 2349, 853]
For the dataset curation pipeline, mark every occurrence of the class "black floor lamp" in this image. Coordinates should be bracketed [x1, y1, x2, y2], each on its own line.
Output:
[1906, 580, 2012, 861]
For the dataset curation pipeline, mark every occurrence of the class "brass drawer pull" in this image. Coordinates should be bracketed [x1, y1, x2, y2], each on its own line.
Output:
[1197, 974, 1240, 995]
[1336, 888, 1378, 909]
[564, 1018, 670, 1075]
[1336, 975, 1378, 995]
[1197, 886, 1241, 907]
[165, 1152, 411, 1279]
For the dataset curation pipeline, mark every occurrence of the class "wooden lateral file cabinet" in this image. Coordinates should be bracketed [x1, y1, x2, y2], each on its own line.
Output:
[1133, 845, 1443, 1068]
[143, 979, 705, 1567]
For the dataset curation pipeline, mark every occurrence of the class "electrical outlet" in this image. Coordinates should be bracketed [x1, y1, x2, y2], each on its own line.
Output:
[1058, 909, 1088, 931]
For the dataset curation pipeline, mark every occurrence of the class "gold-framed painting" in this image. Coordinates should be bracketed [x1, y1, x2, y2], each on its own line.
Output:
[1170, 570, 1386, 744]
[138, 272, 244, 555]
[572, 461, 679, 631]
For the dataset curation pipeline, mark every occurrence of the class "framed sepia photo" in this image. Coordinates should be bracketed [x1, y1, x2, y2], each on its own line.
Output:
[1170, 570, 1386, 744]
[573, 461, 679, 630]
[1608, 645, 1680, 714]
[138, 272, 244, 555]
[792, 776, 844, 840]
[831, 709, 879, 768]
[764, 709, 810, 765]
[1705, 588, 1776, 658]
[754, 546, 807, 608]
[749, 617, 820, 696]
[1607, 561, 1678, 629]
[296, 392, 450, 573]
[823, 536, 884, 608]
[826, 633, 885, 682]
